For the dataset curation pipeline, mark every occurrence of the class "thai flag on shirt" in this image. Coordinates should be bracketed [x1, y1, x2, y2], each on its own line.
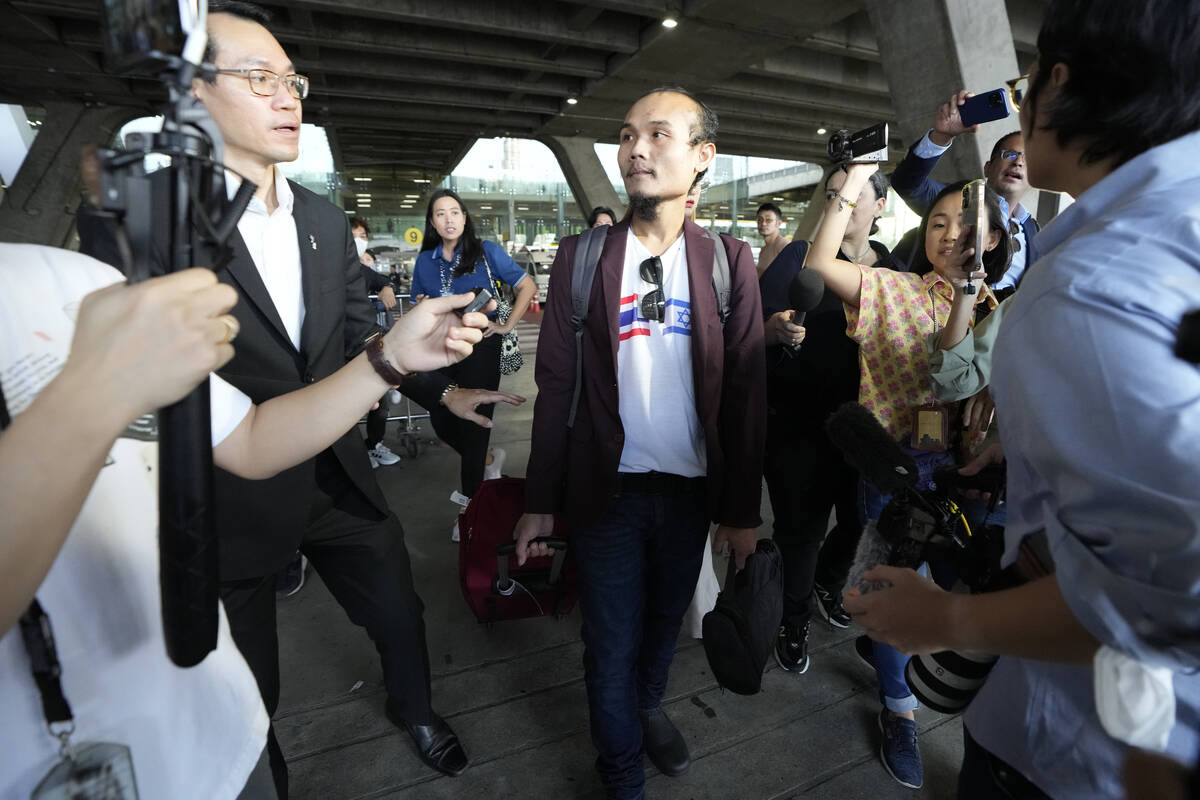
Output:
[618, 294, 693, 340]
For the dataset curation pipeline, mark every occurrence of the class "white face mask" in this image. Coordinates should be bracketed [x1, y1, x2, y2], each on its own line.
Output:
[354, 237, 369, 256]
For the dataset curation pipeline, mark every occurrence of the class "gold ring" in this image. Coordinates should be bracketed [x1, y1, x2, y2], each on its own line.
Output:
[217, 314, 240, 345]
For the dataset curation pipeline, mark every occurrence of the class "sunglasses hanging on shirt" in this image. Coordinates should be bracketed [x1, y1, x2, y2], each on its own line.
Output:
[638, 256, 665, 322]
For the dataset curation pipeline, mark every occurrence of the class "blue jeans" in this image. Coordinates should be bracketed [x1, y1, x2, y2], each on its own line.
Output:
[573, 478, 710, 800]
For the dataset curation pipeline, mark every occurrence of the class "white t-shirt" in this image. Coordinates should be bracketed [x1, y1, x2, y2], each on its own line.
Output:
[0, 244, 267, 799]
[616, 230, 706, 477]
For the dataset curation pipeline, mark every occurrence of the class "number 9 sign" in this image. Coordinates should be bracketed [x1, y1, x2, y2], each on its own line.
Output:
[404, 227, 423, 246]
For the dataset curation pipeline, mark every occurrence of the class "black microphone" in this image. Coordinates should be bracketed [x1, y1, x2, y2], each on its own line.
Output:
[824, 401, 918, 496]
[825, 402, 921, 594]
[784, 268, 825, 355]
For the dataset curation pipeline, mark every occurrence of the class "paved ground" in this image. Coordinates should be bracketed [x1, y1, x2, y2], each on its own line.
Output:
[273, 312, 964, 799]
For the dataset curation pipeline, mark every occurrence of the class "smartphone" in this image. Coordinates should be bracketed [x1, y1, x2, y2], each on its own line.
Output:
[960, 180, 987, 295]
[959, 89, 1012, 128]
[459, 288, 493, 316]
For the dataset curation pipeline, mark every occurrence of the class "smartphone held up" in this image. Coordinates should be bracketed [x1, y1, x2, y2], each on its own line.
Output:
[960, 180, 987, 296]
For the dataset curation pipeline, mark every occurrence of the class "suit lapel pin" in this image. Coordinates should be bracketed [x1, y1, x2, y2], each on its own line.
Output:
[309, 234, 317, 251]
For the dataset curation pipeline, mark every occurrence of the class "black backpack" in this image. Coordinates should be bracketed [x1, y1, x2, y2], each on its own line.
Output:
[701, 539, 784, 695]
[566, 224, 732, 427]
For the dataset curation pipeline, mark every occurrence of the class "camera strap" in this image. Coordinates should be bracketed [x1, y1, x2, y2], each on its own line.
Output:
[0, 379, 75, 744]
[18, 600, 75, 740]
[1, 378, 140, 799]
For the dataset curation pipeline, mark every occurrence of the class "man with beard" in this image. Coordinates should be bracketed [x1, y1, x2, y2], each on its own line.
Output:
[891, 94, 1038, 293]
[513, 87, 766, 800]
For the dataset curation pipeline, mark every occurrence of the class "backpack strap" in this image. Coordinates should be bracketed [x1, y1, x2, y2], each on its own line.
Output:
[567, 225, 609, 428]
[705, 229, 732, 325]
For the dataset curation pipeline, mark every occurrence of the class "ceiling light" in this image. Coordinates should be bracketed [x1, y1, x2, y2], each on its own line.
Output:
[773, 196, 785, 201]
[414, 178, 431, 184]
[354, 177, 372, 182]
[817, 127, 827, 135]
[661, 17, 678, 28]
[404, 194, 419, 198]
[517, 206, 530, 211]
[566, 97, 578, 105]
[480, 205, 493, 210]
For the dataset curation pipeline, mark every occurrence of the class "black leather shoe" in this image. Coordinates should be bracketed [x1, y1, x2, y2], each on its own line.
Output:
[386, 702, 469, 777]
[640, 708, 690, 777]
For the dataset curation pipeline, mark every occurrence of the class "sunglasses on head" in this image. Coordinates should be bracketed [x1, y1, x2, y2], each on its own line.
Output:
[639, 256, 665, 322]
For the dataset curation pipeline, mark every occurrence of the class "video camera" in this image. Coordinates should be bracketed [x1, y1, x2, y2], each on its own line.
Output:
[97, 0, 255, 668]
[826, 402, 1018, 712]
[827, 123, 889, 165]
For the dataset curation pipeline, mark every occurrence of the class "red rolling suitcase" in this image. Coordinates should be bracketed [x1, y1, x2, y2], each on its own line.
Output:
[457, 477, 578, 624]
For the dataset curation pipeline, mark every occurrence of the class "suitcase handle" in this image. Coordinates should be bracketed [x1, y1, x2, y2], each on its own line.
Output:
[496, 537, 568, 594]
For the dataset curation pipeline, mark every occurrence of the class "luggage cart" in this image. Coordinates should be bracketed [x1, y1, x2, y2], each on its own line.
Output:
[362, 293, 432, 459]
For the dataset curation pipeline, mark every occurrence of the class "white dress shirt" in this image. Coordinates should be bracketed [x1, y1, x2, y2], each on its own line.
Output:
[229, 168, 305, 349]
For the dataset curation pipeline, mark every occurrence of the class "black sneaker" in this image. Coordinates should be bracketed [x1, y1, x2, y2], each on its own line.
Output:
[813, 582, 852, 628]
[774, 622, 810, 673]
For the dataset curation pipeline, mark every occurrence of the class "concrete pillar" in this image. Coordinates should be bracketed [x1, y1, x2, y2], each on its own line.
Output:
[538, 135, 624, 221]
[1037, 190, 1068, 224]
[868, 0, 1022, 187]
[0, 102, 133, 247]
[0, 105, 36, 186]
[792, 175, 830, 243]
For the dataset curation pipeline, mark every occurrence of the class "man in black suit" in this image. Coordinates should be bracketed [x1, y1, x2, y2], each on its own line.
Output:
[184, 3, 466, 794]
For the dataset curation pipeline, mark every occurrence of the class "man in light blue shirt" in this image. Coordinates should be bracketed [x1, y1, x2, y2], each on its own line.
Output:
[844, 0, 1200, 796]
[891, 96, 1038, 292]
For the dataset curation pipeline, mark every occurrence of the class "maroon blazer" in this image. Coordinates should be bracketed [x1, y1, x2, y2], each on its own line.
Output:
[525, 219, 767, 529]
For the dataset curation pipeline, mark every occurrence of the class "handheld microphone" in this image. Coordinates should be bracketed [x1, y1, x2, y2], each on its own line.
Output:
[784, 269, 825, 355]
[824, 402, 918, 496]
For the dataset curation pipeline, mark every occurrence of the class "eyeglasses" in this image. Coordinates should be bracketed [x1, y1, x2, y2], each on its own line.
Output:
[215, 68, 310, 100]
[638, 256, 665, 322]
[1006, 75, 1028, 110]
[997, 148, 1025, 162]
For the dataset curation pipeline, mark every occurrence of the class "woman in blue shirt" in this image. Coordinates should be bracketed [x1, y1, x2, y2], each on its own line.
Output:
[411, 190, 535, 534]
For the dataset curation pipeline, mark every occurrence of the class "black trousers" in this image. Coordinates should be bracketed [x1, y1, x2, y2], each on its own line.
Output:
[763, 409, 861, 630]
[425, 333, 502, 497]
[364, 393, 388, 449]
[219, 453, 433, 800]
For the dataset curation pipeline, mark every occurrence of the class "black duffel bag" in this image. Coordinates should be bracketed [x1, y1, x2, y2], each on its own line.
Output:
[701, 538, 784, 695]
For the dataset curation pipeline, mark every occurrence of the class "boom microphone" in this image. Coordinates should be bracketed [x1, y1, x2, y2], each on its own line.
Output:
[824, 402, 918, 496]
[784, 268, 825, 355]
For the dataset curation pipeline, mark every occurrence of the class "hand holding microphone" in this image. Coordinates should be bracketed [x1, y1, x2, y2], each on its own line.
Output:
[779, 269, 825, 356]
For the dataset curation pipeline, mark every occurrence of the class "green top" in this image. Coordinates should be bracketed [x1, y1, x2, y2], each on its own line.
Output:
[927, 295, 1011, 403]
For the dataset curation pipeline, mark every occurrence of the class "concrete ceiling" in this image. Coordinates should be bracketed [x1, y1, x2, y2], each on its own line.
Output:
[0, 0, 1045, 213]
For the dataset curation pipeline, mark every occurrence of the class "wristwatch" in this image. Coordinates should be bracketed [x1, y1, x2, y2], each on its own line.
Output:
[365, 332, 407, 385]
[439, 383, 459, 406]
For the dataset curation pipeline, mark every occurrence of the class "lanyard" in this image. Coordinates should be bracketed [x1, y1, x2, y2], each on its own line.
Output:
[928, 286, 941, 334]
[439, 250, 462, 295]
[0, 378, 77, 754]
[19, 600, 76, 751]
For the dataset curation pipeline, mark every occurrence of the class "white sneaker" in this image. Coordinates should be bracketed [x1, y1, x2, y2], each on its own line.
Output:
[483, 447, 507, 481]
[387, 388, 402, 405]
[451, 520, 461, 542]
[369, 443, 401, 466]
[368, 452, 380, 469]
